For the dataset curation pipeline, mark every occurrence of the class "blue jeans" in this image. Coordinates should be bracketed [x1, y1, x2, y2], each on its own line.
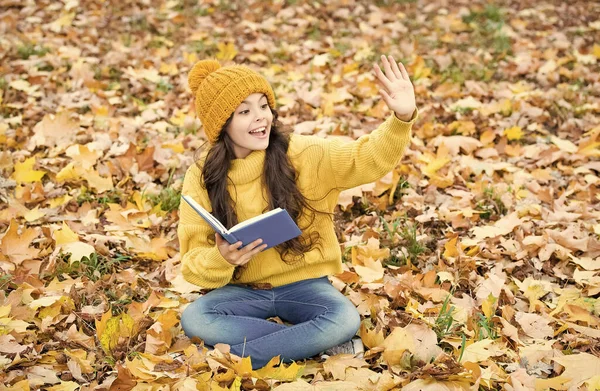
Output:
[180, 277, 361, 369]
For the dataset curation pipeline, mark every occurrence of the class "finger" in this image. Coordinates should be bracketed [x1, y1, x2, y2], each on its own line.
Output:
[228, 240, 243, 251]
[389, 56, 403, 80]
[381, 55, 395, 81]
[373, 64, 393, 91]
[379, 89, 393, 108]
[398, 61, 410, 81]
[242, 238, 263, 254]
[252, 243, 269, 255]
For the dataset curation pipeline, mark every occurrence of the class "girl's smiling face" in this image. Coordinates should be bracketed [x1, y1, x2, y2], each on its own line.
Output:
[226, 93, 273, 159]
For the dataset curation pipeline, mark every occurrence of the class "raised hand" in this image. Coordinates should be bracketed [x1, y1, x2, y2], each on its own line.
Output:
[373, 55, 416, 121]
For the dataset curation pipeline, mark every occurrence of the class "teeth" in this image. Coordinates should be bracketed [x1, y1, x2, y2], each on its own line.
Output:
[250, 127, 266, 134]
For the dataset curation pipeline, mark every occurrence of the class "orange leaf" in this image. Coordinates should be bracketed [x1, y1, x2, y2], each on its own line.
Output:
[0, 219, 40, 266]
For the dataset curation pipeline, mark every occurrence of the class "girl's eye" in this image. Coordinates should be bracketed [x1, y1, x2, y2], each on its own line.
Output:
[261, 104, 268, 109]
[239, 110, 249, 114]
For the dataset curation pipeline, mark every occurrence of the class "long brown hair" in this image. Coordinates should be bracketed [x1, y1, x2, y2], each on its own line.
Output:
[195, 109, 324, 265]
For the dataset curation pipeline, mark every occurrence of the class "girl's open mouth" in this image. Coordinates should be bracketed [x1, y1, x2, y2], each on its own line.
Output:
[249, 126, 268, 138]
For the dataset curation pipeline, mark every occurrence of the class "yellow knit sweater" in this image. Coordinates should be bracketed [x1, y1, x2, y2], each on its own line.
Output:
[178, 110, 418, 289]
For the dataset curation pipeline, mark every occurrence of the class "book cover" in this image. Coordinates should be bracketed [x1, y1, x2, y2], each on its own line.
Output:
[181, 195, 302, 250]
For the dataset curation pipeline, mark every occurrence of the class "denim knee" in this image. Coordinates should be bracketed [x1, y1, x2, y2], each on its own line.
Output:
[180, 300, 211, 338]
[327, 303, 361, 343]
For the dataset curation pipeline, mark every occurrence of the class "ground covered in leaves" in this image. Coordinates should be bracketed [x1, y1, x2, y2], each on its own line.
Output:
[1, 0, 600, 389]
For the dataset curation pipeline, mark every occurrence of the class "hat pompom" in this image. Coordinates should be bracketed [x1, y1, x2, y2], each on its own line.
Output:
[188, 59, 221, 95]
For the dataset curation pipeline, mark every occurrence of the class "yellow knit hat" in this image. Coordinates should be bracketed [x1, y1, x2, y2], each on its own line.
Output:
[188, 59, 276, 143]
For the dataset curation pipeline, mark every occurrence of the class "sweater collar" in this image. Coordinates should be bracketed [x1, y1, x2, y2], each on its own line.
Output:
[229, 150, 265, 184]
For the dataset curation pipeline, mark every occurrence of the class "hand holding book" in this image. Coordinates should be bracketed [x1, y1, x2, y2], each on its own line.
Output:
[181, 195, 302, 265]
[215, 234, 267, 266]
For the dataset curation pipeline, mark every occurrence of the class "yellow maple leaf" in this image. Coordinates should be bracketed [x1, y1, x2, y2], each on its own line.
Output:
[535, 353, 600, 390]
[593, 44, 600, 59]
[359, 322, 385, 349]
[53, 222, 79, 245]
[61, 242, 96, 264]
[99, 313, 135, 354]
[134, 236, 170, 261]
[578, 141, 600, 157]
[65, 144, 99, 170]
[423, 154, 451, 178]
[409, 56, 432, 80]
[85, 170, 114, 193]
[403, 378, 471, 391]
[443, 236, 460, 259]
[48, 12, 75, 33]
[12, 157, 45, 184]
[323, 354, 368, 380]
[481, 294, 497, 319]
[253, 359, 305, 381]
[381, 327, 414, 366]
[162, 142, 184, 153]
[23, 206, 45, 222]
[459, 338, 504, 363]
[159, 62, 178, 75]
[9, 79, 40, 95]
[52, 222, 95, 263]
[169, 109, 187, 126]
[48, 194, 73, 208]
[586, 375, 600, 391]
[352, 237, 390, 265]
[503, 126, 523, 141]
[354, 258, 384, 283]
[56, 163, 79, 182]
[216, 42, 237, 61]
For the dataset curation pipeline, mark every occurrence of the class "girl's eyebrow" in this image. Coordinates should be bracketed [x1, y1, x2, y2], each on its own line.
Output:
[241, 94, 266, 104]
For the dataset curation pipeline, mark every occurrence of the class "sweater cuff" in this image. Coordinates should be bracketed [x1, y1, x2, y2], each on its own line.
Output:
[203, 246, 236, 271]
[392, 107, 419, 125]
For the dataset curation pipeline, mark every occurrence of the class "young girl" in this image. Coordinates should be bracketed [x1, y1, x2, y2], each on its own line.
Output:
[178, 55, 418, 369]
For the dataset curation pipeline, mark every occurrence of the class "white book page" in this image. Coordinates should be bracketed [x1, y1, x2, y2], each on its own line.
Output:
[182, 195, 228, 233]
[230, 208, 282, 232]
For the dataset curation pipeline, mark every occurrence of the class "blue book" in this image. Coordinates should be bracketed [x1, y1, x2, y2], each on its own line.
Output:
[181, 194, 302, 250]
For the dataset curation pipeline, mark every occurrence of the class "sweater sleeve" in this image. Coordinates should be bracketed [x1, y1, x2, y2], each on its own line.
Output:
[326, 109, 417, 190]
[177, 165, 235, 289]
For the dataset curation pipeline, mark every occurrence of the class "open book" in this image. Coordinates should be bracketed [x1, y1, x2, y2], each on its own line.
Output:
[181, 195, 302, 250]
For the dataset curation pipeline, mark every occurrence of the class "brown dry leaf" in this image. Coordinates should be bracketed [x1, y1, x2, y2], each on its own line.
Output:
[534, 353, 600, 390]
[471, 212, 523, 241]
[353, 258, 384, 283]
[459, 339, 505, 364]
[273, 380, 360, 391]
[28, 112, 80, 150]
[359, 322, 385, 349]
[0, 219, 40, 266]
[402, 378, 471, 391]
[382, 323, 441, 366]
[515, 312, 554, 339]
[323, 354, 369, 380]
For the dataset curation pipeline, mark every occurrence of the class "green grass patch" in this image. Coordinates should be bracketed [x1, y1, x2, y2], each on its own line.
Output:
[475, 186, 507, 220]
[147, 187, 181, 212]
[434, 293, 460, 339]
[462, 4, 512, 56]
[381, 217, 426, 265]
[47, 252, 131, 283]
[146, 168, 181, 212]
[17, 43, 50, 59]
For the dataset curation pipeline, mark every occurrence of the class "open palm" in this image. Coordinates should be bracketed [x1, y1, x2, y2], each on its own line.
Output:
[373, 55, 416, 121]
